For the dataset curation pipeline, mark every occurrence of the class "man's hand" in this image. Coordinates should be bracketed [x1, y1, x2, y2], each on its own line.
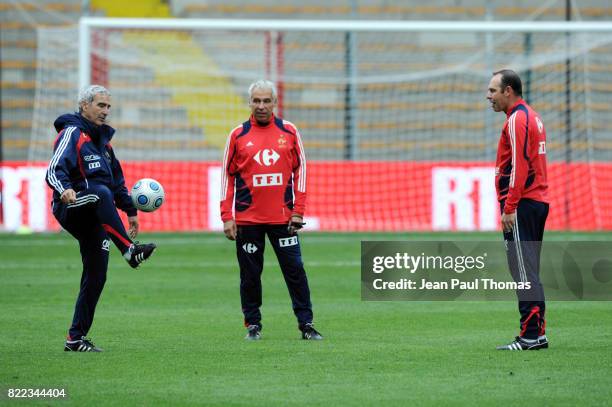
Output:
[224, 220, 237, 241]
[287, 215, 305, 235]
[60, 189, 77, 204]
[501, 212, 516, 233]
[128, 216, 139, 239]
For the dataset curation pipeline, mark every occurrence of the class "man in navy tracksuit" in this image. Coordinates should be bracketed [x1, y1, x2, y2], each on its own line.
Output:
[46, 85, 156, 352]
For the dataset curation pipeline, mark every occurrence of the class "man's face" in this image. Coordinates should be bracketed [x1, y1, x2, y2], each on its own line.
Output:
[81, 93, 111, 126]
[486, 74, 508, 113]
[249, 88, 276, 125]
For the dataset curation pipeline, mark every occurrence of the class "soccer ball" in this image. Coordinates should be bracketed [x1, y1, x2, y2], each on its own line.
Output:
[131, 178, 165, 212]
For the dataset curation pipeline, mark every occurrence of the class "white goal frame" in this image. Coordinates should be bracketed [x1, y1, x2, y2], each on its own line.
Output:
[78, 17, 612, 89]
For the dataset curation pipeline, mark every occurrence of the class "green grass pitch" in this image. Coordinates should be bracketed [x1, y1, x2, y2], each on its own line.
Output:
[1, 231, 611, 406]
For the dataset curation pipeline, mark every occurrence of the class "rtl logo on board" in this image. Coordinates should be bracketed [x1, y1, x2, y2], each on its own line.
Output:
[431, 167, 498, 231]
[1, 165, 51, 232]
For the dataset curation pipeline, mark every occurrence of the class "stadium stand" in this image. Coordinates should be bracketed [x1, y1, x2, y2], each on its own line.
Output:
[175, 0, 612, 21]
[1, 0, 81, 160]
[2, 0, 612, 162]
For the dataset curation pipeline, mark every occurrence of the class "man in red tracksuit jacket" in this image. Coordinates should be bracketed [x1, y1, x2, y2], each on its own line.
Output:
[221, 79, 322, 341]
[487, 69, 549, 351]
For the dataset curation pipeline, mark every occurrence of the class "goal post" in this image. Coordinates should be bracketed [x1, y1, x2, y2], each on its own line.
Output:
[76, 18, 612, 156]
[22, 18, 612, 232]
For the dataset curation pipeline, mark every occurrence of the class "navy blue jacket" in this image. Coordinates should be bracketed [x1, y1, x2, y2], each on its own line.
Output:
[46, 113, 137, 217]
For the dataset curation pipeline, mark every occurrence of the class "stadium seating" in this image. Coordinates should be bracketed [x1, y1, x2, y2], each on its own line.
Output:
[176, 0, 612, 21]
[0, 0, 81, 159]
[2, 0, 612, 162]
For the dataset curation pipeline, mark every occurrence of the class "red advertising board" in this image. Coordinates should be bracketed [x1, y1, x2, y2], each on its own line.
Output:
[2, 161, 612, 232]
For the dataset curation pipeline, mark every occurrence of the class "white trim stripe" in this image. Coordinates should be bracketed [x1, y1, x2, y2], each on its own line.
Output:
[220, 125, 241, 201]
[74, 194, 99, 203]
[67, 195, 100, 209]
[286, 120, 307, 193]
[512, 212, 528, 283]
[508, 113, 517, 188]
[48, 126, 77, 191]
[70, 196, 98, 205]
[47, 127, 77, 193]
[67, 199, 98, 209]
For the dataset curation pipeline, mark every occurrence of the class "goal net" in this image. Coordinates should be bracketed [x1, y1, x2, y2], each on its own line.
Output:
[28, 19, 612, 232]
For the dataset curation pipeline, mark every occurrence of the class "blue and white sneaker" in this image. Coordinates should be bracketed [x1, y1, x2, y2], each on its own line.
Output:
[125, 242, 156, 269]
[64, 336, 103, 352]
[496, 336, 548, 351]
[300, 323, 323, 340]
[245, 325, 261, 341]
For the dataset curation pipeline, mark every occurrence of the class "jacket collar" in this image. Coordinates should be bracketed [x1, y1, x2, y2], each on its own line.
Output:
[250, 113, 276, 129]
[53, 112, 115, 144]
[506, 99, 524, 117]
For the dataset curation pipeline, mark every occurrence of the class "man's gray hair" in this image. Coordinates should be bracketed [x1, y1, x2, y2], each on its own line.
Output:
[77, 85, 110, 112]
[248, 80, 277, 101]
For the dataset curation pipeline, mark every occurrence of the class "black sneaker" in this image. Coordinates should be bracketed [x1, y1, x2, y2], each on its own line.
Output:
[126, 242, 156, 268]
[300, 323, 323, 340]
[245, 325, 261, 340]
[496, 336, 548, 351]
[64, 336, 103, 352]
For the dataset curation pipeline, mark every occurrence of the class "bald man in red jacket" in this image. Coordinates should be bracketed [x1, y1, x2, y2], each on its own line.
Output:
[487, 69, 549, 351]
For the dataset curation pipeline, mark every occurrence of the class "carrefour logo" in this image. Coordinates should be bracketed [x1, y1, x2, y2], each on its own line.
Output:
[253, 149, 280, 166]
[242, 243, 258, 253]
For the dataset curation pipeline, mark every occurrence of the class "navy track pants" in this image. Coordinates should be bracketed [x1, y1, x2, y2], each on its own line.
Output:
[501, 198, 549, 340]
[235, 224, 313, 328]
[53, 183, 133, 338]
